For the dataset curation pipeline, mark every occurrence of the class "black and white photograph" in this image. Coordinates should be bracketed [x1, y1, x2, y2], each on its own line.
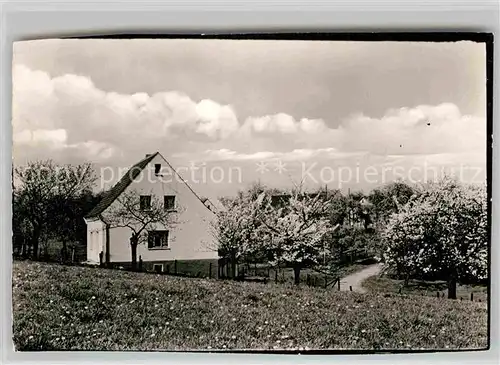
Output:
[11, 35, 491, 352]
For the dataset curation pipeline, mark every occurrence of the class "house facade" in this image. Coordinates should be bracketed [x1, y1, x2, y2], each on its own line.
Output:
[84, 152, 219, 273]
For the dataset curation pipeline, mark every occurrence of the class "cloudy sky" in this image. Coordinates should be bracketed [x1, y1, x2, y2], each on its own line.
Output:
[12, 38, 487, 199]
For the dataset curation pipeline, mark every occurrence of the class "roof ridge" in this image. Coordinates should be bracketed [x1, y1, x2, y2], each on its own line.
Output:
[85, 152, 216, 219]
[84, 152, 159, 219]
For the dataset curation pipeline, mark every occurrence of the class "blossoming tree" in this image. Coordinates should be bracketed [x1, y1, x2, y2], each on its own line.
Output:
[212, 194, 264, 278]
[256, 189, 334, 285]
[382, 177, 488, 298]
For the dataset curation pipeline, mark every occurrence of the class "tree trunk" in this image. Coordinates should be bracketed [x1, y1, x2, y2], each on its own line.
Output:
[404, 272, 410, 287]
[293, 265, 301, 286]
[43, 240, 49, 260]
[31, 229, 40, 260]
[447, 276, 457, 299]
[130, 236, 138, 271]
[230, 252, 237, 279]
[21, 238, 27, 258]
[231, 260, 237, 279]
[61, 240, 68, 262]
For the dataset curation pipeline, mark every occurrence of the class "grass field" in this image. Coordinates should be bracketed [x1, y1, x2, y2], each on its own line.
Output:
[12, 260, 488, 351]
[362, 275, 488, 302]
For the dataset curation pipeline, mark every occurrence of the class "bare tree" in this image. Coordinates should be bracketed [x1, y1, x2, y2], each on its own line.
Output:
[102, 189, 181, 271]
[14, 160, 96, 259]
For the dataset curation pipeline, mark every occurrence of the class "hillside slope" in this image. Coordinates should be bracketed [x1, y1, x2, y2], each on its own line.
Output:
[12, 261, 488, 351]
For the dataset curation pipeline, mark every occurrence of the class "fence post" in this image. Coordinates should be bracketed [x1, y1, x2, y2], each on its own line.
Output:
[174, 260, 178, 275]
[138, 256, 143, 272]
[471, 293, 474, 301]
[209, 263, 212, 278]
[437, 292, 440, 298]
[275, 269, 278, 283]
[349, 286, 352, 292]
[337, 278, 340, 291]
[306, 274, 310, 286]
[99, 251, 103, 267]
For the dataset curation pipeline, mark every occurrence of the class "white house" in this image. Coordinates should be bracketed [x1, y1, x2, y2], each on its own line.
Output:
[83, 152, 219, 273]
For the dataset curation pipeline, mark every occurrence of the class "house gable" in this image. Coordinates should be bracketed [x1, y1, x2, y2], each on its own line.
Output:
[86, 152, 215, 219]
[86, 152, 218, 263]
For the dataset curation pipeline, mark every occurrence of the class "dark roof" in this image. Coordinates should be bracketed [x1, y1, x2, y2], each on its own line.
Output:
[85, 153, 159, 218]
[271, 191, 330, 200]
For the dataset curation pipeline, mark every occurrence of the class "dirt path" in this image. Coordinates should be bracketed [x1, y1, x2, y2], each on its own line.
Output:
[339, 263, 383, 293]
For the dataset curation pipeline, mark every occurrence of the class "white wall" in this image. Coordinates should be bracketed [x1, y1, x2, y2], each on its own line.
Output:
[102, 154, 218, 263]
[86, 219, 106, 263]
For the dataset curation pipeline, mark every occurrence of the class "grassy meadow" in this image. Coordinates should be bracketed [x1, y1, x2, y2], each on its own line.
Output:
[12, 260, 488, 351]
[362, 275, 488, 302]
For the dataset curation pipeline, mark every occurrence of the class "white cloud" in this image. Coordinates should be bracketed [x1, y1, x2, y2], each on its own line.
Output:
[202, 149, 279, 161]
[299, 118, 327, 134]
[197, 147, 365, 162]
[241, 113, 328, 135]
[13, 129, 67, 146]
[339, 103, 485, 155]
[195, 99, 239, 139]
[12, 65, 486, 188]
[12, 65, 241, 161]
[13, 127, 116, 161]
[69, 141, 116, 160]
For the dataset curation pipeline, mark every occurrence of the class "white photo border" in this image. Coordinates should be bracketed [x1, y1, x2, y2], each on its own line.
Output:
[1, 1, 498, 364]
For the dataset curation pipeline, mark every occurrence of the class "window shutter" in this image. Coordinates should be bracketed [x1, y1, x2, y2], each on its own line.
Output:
[163, 231, 169, 247]
[147, 232, 153, 249]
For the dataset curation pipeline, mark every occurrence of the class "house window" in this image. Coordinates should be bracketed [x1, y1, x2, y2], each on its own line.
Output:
[164, 195, 176, 211]
[153, 264, 163, 273]
[140, 195, 151, 210]
[154, 164, 161, 175]
[148, 230, 169, 249]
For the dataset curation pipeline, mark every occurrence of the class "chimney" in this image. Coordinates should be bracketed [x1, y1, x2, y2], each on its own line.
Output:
[145, 153, 152, 158]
